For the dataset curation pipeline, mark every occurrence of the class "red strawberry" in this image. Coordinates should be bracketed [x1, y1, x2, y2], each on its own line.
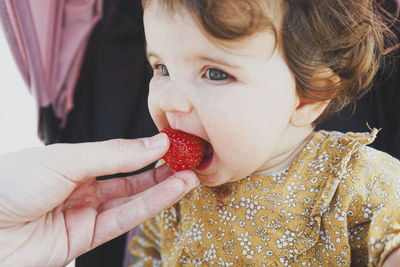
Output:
[160, 127, 207, 171]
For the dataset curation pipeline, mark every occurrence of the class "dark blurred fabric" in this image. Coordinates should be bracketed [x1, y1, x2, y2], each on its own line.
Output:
[40, 0, 156, 145]
[39, 0, 156, 266]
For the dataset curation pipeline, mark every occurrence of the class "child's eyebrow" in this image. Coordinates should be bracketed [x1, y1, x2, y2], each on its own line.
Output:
[146, 49, 241, 69]
[189, 55, 242, 69]
[146, 50, 158, 61]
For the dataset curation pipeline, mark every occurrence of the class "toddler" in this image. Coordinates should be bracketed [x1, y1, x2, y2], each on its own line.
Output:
[130, 0, 400, 266]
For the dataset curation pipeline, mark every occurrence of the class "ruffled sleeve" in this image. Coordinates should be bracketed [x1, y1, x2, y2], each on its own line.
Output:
[369, 202, 400, 266]
[261, 129, 382, 265]
[362, 153, 400, 266]
[336, 132, 400, 266]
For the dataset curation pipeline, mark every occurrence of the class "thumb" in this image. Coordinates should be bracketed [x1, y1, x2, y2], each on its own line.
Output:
[40, 133, 170, 182]
[0, 134, 169, 223]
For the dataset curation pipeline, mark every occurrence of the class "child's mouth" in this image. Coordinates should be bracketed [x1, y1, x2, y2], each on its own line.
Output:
[197, 142, 214, 170]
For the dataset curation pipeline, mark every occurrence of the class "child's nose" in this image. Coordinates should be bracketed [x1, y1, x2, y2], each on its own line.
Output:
[158, 84, 193, 114]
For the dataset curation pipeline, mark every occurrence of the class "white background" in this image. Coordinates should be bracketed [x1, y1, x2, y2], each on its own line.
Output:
[0, 27, 76, 267]
[0, 28, 42, 154]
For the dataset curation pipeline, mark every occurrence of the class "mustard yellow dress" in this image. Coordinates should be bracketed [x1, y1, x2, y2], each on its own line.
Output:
[129, 130, 400, 266]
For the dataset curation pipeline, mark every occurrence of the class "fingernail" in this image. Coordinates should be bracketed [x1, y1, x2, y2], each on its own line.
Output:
[144, 133, 168, 149]
[175, 170, 200, 188]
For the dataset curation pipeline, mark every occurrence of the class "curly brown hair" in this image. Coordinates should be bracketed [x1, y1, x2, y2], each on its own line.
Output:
[142, 0, 398, 124]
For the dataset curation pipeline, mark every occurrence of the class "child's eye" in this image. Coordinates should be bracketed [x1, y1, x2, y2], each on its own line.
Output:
[152, 64, 169, 78]
[160, 65, 169, 76]
[205, 69, 230, 81]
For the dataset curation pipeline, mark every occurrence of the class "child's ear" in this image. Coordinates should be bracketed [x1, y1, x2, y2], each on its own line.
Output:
[290, 97, 330, 127]
[290, 68, 340, 127]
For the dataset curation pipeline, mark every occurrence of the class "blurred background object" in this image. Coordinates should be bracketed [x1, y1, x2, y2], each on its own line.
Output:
[0, 26, 41, 154]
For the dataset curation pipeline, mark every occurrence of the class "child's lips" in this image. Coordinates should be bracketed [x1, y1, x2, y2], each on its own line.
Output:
[197, 143, 214, 170]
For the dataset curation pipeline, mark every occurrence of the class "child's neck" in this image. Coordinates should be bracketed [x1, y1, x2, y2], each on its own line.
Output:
[255, 127, 315, 176]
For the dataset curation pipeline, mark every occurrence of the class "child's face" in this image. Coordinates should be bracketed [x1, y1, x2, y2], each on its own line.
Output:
[144, 3, 302, 186]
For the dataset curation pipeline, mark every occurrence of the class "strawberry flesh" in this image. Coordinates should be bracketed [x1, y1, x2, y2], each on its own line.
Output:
[160, 127, 207, 171]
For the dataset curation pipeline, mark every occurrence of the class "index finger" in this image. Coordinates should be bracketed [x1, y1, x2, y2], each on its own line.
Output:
[95, 164, 174, 203]
[90, 170, 199, 250]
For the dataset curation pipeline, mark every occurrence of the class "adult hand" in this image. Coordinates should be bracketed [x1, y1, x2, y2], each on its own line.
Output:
[0, 134, 198, 266]
[383, 248, 400, 267]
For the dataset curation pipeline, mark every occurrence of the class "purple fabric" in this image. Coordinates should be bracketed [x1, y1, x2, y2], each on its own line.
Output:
[0, 0, 102, 127]
[123, 227, 140, 267]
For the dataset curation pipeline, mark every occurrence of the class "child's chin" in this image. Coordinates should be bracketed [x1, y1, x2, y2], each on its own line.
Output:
[198, 174, 226, 187]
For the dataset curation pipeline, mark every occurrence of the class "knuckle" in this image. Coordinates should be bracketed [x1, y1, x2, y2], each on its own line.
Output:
[109, 138, 130, 153]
